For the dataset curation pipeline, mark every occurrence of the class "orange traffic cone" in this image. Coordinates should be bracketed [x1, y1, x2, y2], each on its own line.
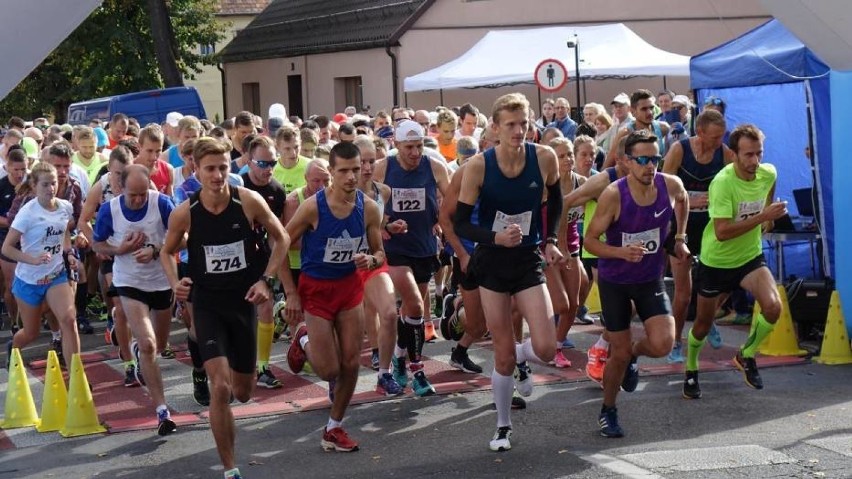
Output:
[36, 350, 67, 432]
[759, 285, 807, 357]
[586, 281, 602, 314]
[59, 353, 105, 437]
[1, 347, 40, 429]
[813, 291, 852, 365]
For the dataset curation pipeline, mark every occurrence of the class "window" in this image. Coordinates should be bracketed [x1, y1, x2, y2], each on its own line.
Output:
[242, 83, 260, 115]
[200, 44, 215, 55]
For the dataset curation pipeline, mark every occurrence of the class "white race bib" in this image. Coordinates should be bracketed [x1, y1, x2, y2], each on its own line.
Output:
[204, 241, 247, 274]
[323, 237, 361, 263]
[736, 200, 764, 222]
[392, 188, 426, 213]
[566, 205, 584, 223]
[492, 210, 532, 236]
[622, 228, 660, 254]
[687, 190, 709, 212]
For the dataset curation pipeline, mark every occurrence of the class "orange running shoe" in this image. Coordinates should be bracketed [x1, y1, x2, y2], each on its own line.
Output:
[585, 344, 608, 385]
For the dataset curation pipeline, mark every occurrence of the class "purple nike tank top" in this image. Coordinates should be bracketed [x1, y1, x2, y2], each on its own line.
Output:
[598, 174, 671, 284]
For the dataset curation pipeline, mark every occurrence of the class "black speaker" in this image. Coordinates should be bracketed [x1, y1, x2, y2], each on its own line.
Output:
[785, 279, 833, 340]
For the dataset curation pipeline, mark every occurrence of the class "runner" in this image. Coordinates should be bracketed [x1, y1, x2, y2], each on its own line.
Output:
[353, 135, 405, 395]
[454, 93, 562, 451]
[0, 148, 27, 331]
[373, 120, 451, 397]
[583, 129, 689, 437]
[3, 162, 80, 369]
[605, 89, 671, 168]
[683, 124, 786, 398]
[283, 141, 386, 452]
[160, 138, 289, 479]
[92, 164, 177, 435]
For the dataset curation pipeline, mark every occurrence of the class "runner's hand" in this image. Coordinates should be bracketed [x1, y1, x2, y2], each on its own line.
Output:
[132, 246, 155, 264]
[544, 242, 564, 266]
[174, 277, 193, 302]
[75, 234, 89, 249]
[495, 224, 522, 247]
[354, 253, 372, 270]
[674, 241, 691, 261]
[387, 219, 407, 235]
[285, 292, 303, 324]
[245, 280, 270, 305]
[762, 201, 788, 221]
[622, 243, 647, 262]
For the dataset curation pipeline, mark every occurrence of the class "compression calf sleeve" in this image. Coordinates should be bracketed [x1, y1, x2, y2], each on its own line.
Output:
[256, 321, 274, 368]
[741, 313, 775, 358]
[686, 329, 706, 371]
[492, 369, 514, 428]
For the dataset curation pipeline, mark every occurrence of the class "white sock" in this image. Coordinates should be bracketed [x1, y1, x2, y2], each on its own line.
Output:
[299, 334, 310, 349]
[378, 368, 389, 376]
[156, 404, 168, 415]
[492, 369, 513, 428]
[52, 331, 61, 341]
[394, 345, 407, 358]
[224, 468, 241, 479]
[515, 339, 544, 365]
[595, 336, 609, 349]
[327, 417, 342, 430]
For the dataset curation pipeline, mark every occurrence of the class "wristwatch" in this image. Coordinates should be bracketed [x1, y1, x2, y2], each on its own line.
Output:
[674, 233, 688, 243]
[263, 274, 276, 290]
[545, 237, 559, 246]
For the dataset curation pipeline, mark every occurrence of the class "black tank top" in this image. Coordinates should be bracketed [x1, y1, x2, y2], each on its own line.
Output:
[677, 138, 724, 193]
[187, 187, 263, 292]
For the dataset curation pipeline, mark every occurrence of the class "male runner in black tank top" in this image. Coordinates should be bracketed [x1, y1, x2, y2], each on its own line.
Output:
[161, 138, 290, 479]
[662, 110, 734, 364]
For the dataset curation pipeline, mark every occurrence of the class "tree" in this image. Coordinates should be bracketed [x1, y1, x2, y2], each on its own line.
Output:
[0, 0, 224, 122]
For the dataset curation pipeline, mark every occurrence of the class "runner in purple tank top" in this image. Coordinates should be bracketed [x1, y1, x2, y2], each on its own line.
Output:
[584, 130, 690, 438]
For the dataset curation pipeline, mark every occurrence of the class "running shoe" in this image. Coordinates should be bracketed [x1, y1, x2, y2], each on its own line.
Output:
[585, 344, 607, 384]
[733, 351, 763, 389]
[257, 366, 283, 389]
[682, 371, 702, 399]
[561, 338, 576, 349]
[412, 370, 436, 396]
[707, 323, 723, 349]
[124, 364, 142, 388]
[442, 293, 456, 321]
[51, 337, 63, 358]
[511, 394, 527, 410]
[489, 426, 512, 452]
[370, 350, 380, 371]
[192, 369, 210, 406]
[391, 355, 408, 389]
[621, 356, 639, 392]
[376, 372, 404, 396]
[599, 406, 624, 438]
[731, 313, 753, 325]
[552, 349, 572, 368]
[157, 408, 177, 436]
[272, 300, 286, 341]
[104, 314, 115, 345]
[224, 468, 243, 479]
[667, 341, 685, 364]
[321, 427, 359, 452]
[77, 316, 94, 335]
[160, 345, 176, 360]
[287, 325, 308, 374]
[575, 305, 596, 325]
[513, 362, 533, 397]
[450, 347, 482, 374]
[424, 320, 438, 343]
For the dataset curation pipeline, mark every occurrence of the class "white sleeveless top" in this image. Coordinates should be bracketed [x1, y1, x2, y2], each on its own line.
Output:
[108, 191, 170, 291]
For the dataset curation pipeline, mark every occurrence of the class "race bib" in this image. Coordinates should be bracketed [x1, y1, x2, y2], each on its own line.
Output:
[323, 237, 361, 263]
[565, 205, 584, 223]
[687, 190, 708, 212]
[204, 241, 247, 274]
[622, 228, 660, 254]
[492, 210, 532, 236]
[392, 188, 426, 213]
[736, 200, 764, 222]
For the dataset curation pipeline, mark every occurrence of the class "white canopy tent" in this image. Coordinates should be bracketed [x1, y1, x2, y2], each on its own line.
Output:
[0, 0, 102, 101]
[404, 23, 690, 92]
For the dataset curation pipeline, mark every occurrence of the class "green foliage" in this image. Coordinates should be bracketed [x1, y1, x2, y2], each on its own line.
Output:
[0, 0, 225, 122]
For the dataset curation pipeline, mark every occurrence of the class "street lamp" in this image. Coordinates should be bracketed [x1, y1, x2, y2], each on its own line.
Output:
[566, 36, 581, 123]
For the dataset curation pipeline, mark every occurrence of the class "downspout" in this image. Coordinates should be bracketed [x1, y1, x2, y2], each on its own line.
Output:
[386, 44, 399, 107]
[217, 62, 227, 123]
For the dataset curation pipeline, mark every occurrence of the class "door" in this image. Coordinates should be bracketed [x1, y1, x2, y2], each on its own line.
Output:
[287, 75, 303, 120]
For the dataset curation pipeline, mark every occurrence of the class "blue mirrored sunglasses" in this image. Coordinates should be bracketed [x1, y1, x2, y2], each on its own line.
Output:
[704, 97, 724, 106]
[252, 159, 276, 169]
[629, 155, 662, 166]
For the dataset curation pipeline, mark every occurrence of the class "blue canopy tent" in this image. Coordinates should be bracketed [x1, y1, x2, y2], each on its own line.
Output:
[690, 19, 833, 281]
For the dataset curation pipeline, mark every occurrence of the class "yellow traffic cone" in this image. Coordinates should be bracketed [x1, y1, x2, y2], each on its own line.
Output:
[758, 285, 807, 357]
[59, 353, 105, 437]
[36, 350, 67, 432]
[586, 281, 602, 314]
[813, 291, 852, 365]
[1, 347, 40, 429]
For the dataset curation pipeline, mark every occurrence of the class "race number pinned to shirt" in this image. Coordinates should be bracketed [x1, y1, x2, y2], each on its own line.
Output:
[736, 200, 764, 222]
[622, 228, 660, 254]
[687, 190, 709, 212]
[492, 210, 532, 236]
[392, 188, 426, 213]
[565, 206, 584, 223]
[204, 241, 247, 274]
[323, 237, 361, 263]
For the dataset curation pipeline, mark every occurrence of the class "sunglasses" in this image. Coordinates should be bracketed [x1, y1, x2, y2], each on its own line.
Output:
[629, 155, 662, 166]
[252, 159, 276, 169]
[704, 97, 724, 106]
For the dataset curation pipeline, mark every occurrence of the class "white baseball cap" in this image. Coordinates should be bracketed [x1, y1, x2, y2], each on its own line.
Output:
[394, 120, 425, 142]
[672, 95, 693, 108]
[166, 111, 184, 127]
[611, 93, 629, 105]
[268, 103, 286, 119]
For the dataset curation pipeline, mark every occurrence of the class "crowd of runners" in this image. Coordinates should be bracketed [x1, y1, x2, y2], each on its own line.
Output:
[0, 88, 787, 479]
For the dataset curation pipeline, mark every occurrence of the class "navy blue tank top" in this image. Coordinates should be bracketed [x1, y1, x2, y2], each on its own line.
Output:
[598, 174, 671, 283]
[301, 189, 365, 280]
[383, 155, 439, 258]
[478, 144, 544, 248]
[678, 138, 724, 212]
